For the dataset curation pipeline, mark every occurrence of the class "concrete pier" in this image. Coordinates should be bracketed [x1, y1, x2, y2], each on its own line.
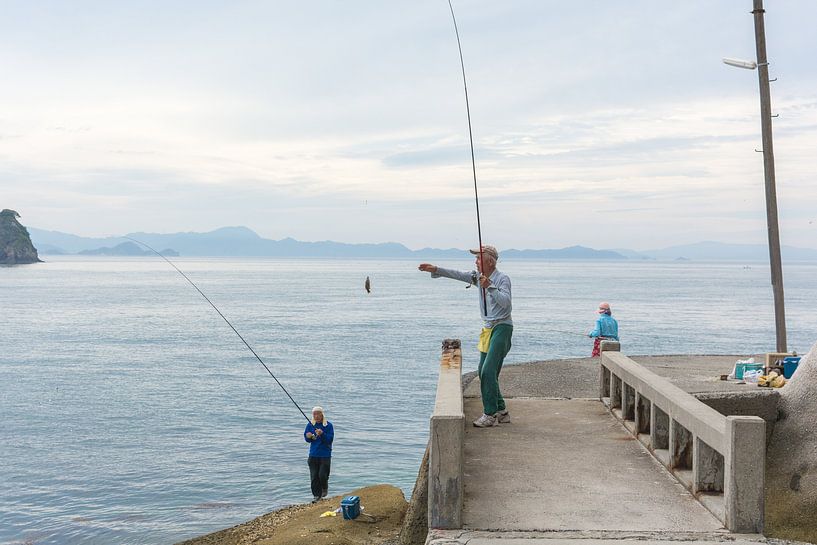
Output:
[425, 354, 776, 545]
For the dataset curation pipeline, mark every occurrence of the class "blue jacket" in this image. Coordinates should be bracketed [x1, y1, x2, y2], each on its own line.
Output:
[589, 314, 619, 341]
[304, 421, 334, 458]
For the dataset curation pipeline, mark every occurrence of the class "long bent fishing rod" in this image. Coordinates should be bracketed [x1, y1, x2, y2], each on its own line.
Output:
[125, 236, 311, 423]
[447, 0, 488, 317]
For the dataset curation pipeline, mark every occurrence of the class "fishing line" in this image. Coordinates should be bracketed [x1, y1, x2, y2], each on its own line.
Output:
[547, 328, 592, 339]
[124, 236, 311, 423]
[447, 0, 488, 316]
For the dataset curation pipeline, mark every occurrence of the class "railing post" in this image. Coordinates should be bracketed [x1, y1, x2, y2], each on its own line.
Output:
[635, 392, 650, 435]
[599, 360, 611, 400]
[600, 340, 620, 353]
[651, 405, 669, 450]
[428, 339, 464, 529]
[610, 373, 622, 410]
[669, 419, 692, 470]
[693, 436, 724, 493]
[622, 383, 635, 422]
[724, 416, 765, 533]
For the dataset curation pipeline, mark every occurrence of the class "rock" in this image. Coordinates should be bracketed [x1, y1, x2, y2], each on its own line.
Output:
[176, 483, 408, 545]
[765, 341, 817, 542]
[398, 443, 429, 545]
[0, 209, 42, 264]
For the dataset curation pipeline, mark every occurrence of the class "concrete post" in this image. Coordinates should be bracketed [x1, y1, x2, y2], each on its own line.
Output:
[635, 392, 651, 435]
[610, 373, 622, 410]
[600, 340, 620, 353]
[669, 419, 693, 469]
[724, 416, 765, 533]
[622, 383, 635, 422]
[599, 361, 611, 400]
[651, 405, 669, 450]
[693, 436, 724, 493]
[428, 339, 464, 529]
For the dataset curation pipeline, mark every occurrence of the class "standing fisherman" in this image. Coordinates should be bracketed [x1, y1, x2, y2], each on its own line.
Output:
[419, 245, 513, 427]
[304, 406, 334, 502]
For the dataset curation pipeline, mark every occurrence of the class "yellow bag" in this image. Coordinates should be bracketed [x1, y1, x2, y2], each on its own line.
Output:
[478, 327, 493, 353]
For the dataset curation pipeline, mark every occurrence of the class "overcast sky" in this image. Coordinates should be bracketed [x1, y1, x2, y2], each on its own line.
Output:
[2, 1, 816, 250]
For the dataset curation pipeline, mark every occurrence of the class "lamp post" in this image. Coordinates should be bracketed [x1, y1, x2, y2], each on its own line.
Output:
[723, 0, 787, 352]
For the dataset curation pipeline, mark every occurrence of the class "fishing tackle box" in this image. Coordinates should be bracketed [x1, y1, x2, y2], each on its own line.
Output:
[341, 495, 361, 520]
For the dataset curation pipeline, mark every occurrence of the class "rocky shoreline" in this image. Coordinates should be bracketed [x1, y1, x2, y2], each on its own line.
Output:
[176, 484, 410, 545]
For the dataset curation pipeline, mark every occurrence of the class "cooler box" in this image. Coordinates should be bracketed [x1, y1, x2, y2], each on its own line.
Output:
[735, 362, 762, 379]
[341, 495, 360, 520]
[783, 357, 801, 379]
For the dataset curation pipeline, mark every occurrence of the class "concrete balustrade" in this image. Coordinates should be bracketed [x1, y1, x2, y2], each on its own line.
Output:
[599, 351, 765, 533]
[428, 340, 464, 529]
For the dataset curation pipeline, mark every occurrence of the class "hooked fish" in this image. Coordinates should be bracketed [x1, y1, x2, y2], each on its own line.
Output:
[364, 276, 371, 293]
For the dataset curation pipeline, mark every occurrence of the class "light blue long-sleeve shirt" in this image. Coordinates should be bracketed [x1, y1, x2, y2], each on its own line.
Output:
[589, 314, 619, 341]
[430, 266, 513, 328]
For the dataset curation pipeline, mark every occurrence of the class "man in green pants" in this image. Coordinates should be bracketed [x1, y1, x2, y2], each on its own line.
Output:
[419, 245, 513, 427]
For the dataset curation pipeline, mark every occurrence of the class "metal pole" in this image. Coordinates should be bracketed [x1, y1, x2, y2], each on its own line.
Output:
[752, 0, 787, 352]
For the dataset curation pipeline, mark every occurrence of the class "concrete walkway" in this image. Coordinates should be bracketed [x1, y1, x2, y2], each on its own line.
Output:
[461, 398, 722, 532]
[427, 355, 772, 545]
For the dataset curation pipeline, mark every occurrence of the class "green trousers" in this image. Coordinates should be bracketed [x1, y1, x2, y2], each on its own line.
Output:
[478, 323, 513, 415]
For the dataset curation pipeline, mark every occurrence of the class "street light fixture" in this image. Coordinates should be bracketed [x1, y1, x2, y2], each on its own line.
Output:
[723, 0, 787, 353]
[722, 57, 757, 70]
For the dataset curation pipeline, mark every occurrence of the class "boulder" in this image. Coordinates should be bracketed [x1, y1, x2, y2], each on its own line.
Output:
[0, 209, 42, 264]
[765, 341, 817, 541]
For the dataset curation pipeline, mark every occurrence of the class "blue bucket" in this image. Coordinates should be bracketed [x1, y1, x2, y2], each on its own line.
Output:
[783, 357, 801, 379]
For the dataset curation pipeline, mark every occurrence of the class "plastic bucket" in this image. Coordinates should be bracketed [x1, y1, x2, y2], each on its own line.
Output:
[783, 357, 801, 379]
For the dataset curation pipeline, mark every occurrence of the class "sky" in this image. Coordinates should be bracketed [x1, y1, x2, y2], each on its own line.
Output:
[2, 1, 817, 251]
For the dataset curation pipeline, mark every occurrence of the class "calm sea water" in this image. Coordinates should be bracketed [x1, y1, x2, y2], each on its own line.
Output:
[2, 257, 815, 545]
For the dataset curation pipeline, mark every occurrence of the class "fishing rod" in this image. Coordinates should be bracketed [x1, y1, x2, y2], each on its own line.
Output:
[124, 236, 311, 423]
[447, 0, 488, 317]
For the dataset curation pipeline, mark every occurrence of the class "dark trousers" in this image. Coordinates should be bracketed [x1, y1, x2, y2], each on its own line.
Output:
[308, 456, 331, 497]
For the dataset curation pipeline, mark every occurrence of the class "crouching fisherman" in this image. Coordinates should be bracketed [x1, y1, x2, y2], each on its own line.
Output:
[304, 406, 334, 502]
[418, 245, 513, 428]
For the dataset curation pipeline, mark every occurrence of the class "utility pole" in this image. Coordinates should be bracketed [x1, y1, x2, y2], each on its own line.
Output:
[752, 0, 787, 352]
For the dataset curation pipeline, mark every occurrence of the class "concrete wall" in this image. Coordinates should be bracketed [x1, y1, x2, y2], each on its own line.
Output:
[428, 341, 464, 529]
[694, 390, 779, 444]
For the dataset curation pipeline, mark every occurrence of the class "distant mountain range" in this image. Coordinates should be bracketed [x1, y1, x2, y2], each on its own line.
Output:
[78, 241, 179, 257]
[27, 226, 817, 261]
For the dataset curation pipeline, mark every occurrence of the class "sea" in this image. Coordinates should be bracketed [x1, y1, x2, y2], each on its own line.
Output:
[2, 256, 815, 545]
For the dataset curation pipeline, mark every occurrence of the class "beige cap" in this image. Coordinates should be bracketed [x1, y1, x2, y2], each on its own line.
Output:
[469, 245, 498, 260]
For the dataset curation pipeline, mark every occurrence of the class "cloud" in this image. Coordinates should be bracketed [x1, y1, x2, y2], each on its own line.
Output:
[1, 1, 817, 249]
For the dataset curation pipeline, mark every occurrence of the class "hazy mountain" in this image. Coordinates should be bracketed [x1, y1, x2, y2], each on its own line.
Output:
[29, 226, 624, 259]
[27, 227, 127, 254]
[632, 241, 817, 261]
[28, 227, 817, 261]
[504, 246, 626, 260]
[609, 248, 655, 260]
[78, 242, 179, 257]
